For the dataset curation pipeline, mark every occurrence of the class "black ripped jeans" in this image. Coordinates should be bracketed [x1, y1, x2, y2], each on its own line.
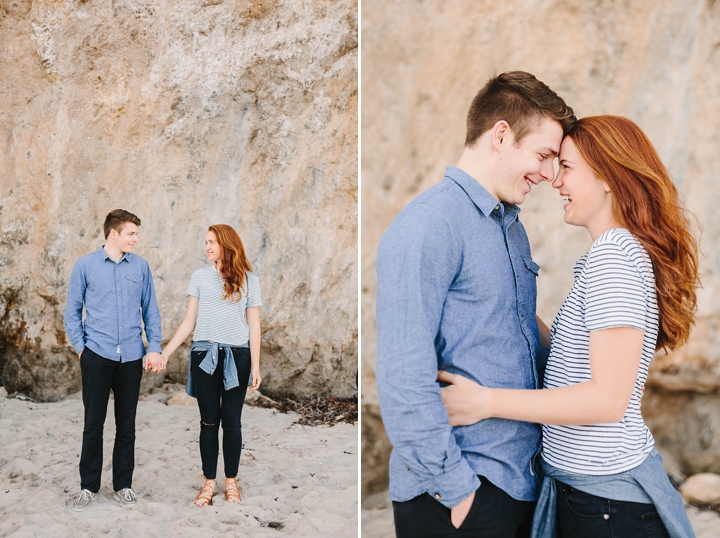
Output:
[190, 347, 251, 480]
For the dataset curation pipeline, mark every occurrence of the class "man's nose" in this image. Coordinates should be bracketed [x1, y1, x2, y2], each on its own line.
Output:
[539, 160, 555, 182]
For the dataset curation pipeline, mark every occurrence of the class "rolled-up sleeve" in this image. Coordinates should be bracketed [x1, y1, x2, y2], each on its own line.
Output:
[64, 260, 87, 353]
[140, 262, 162, 353]
[375, 202, 480, 508]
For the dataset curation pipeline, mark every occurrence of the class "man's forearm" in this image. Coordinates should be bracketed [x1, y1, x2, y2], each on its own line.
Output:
[142, 303, 163, 353]
[141, 268, 163, 352]
[64, 303, 85, 352]
[67, 330, 85, 353]
[376, 365, 480, 507]
[65, 263, 86, 353]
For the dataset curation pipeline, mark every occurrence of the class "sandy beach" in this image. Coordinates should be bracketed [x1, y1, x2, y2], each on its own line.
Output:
[361, 490, 720, 538]
[0, 387, 358, 537]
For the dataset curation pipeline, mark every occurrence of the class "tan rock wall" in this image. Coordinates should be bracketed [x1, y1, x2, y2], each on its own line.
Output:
[0, 0, 358, 401]
[361, 0, 720, 493]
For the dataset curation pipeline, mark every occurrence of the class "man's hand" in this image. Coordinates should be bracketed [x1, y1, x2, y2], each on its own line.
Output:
[144, 352, 165, 373]
[77, 351, 82, 359]
[450, 491, 475, 529]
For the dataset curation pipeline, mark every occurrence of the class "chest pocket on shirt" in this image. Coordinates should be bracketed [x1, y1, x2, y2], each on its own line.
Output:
[522, 257, 540, 277]
[518, 257, 540, 309]
[125, 274, 144, 300]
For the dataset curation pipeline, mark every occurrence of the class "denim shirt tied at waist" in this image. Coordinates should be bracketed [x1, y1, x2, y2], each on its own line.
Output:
[186, 340, 250, 398]
[531, 448, 695, 538]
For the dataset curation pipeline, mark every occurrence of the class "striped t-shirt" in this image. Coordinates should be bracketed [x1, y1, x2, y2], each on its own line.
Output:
[542, 228, 658, 475]
[186, 266, 262, 346]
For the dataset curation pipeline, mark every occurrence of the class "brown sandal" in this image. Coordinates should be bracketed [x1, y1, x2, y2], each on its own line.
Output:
[224, 477, 242, 504]
[195, 476, 216, 507]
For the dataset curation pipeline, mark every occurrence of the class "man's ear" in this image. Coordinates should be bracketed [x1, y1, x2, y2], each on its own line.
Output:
[491, 120, 511, 152]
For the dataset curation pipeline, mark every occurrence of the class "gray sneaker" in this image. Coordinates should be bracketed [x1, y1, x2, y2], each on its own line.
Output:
[113, 488, 137, 506]
[72, 489, 98, 512]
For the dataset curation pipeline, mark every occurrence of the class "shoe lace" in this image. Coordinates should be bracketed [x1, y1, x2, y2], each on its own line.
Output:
[78, 490, 92, 502]
[120, 489, 136, 502]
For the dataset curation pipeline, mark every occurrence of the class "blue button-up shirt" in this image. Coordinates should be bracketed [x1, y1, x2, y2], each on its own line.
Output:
[64, 246, 162, 362]
[376, 166, 546, 508]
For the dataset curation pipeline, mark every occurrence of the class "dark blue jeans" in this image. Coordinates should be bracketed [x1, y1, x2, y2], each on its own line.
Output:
[79, 347, 143, 493]
[556, 481, 670, 538]
[392, 476, 535, 538]
[190, 347, 251, 480]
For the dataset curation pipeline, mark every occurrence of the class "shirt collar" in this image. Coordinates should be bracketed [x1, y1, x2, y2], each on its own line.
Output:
[444, 166, 520, 219]
[99, 245, 130, 263]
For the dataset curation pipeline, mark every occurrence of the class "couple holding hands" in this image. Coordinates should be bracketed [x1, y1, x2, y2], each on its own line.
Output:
[64, 211, 261, 511]
[376, 72, 699, 537]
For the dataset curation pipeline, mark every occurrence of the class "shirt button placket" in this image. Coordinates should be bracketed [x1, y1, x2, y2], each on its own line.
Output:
[116, 265, 122, 361]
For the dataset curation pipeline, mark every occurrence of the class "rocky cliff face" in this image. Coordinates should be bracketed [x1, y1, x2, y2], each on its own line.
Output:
[362, 0, 720, 492]
[0, 0, 358, 401]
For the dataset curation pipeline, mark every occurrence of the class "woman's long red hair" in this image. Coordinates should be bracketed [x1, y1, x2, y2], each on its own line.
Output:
[208, 224, 253, 302]
[568, 116, 699, 352]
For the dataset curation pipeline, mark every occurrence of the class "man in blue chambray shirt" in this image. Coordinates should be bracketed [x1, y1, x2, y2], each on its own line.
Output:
[65, 209, 164, 512]
[376, 72, 577, 537]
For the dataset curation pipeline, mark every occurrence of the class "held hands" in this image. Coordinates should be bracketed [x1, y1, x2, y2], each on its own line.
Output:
[144, 352, 166, 373]
[437, 371, 492, 427]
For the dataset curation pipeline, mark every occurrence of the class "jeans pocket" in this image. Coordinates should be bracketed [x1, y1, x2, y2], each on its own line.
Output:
[559, 484, 609, 519]
[642, 511, 670, 538]
[190, 350, 208, 369]
[456, 488, 482, 531]
[557, 487, 612, 538]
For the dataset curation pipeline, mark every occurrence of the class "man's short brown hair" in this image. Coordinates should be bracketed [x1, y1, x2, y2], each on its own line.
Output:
[465, 71, 576, 147]
[103, 209, 141, 239]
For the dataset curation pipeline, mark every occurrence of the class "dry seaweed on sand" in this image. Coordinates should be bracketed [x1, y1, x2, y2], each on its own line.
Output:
[249, 395, 358, 426]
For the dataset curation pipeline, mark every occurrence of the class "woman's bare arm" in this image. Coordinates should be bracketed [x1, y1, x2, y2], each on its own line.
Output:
[440, 327, 643, 426]
[246, 307, 261, 390]
[157, 296, 199, 369]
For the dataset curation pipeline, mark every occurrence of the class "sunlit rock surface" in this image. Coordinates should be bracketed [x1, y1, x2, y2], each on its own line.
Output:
[0, 0, 358, 401]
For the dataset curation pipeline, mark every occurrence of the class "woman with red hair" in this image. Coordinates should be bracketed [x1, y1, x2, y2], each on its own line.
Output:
[439, 116, 698, 537]
[159, 224, 262, 507]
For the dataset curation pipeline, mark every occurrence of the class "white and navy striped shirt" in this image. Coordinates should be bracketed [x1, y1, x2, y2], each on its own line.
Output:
[186, 266, 262, 346]
[542, 228, 658, 475]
